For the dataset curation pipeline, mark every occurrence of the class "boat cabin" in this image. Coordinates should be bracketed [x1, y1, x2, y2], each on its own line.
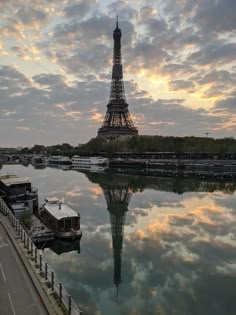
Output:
[40, 197, 81, 239]
[0, 174, 31, 197]
[0, 174, 38, 211]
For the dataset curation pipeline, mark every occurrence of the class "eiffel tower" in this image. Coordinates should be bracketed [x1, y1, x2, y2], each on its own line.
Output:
[97, 17, 138, 138]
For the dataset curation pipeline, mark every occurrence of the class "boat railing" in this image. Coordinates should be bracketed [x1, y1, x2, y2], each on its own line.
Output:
[0, 197, 83, 315]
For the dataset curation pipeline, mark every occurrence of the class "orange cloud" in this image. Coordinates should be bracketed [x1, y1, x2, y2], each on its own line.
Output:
[65, 111, 81, 120]
[66, 186, 81, 197]
[90, 112, 103, 122]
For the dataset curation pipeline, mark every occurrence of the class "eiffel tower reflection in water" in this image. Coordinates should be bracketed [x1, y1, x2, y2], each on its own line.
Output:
[85, 172, 134, 295]
[103, 185, 132, 295]
[83, 171, 236, 296]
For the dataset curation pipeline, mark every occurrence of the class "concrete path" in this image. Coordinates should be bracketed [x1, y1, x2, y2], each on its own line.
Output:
[0, 223, 47, 315]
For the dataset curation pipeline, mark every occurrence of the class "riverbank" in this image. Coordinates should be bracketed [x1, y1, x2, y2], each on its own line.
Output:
[109, 158, 236, 179]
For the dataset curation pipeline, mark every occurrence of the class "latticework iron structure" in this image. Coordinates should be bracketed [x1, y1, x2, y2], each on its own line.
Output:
[103, 186, 132, 294]
[97, 17, 138, 138]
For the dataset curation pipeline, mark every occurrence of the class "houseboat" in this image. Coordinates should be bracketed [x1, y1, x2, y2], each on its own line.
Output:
[0, 174, 38, 214]
[71, 155, 109, 167]
[39, 197, 82, 239]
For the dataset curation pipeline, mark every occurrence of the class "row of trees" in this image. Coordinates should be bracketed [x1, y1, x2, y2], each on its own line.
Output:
[19, 135, 236, 157]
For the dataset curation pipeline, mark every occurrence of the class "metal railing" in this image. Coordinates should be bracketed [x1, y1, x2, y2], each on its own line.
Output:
[0, 198, 83, 315]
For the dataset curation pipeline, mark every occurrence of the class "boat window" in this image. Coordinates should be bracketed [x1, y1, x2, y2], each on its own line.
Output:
[65, 219, 71, 231]
[58, 220, 64, 231]
[71, 217, 79, 228]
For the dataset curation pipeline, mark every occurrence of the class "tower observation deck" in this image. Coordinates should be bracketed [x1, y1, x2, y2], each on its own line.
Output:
[97, 17, 138, 138]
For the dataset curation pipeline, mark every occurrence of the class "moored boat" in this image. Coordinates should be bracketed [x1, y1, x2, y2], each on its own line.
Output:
[31, 155, 48, 166]
[48, 156, 71, 165]
[39, 197, 82, 239]
[72, 164, 108, 173]
[0, 174, 38, 213]
[71, 155, 109, 166]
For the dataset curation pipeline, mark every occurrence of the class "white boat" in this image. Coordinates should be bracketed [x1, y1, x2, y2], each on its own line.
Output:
[39, 197, 82, 240]
[48, 156, 71, 165]
[71, 155, 109, 167]
[72, 164, 107, 173]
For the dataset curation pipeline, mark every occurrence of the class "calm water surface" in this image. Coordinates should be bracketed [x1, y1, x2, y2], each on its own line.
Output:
[2, 164, 236, 315]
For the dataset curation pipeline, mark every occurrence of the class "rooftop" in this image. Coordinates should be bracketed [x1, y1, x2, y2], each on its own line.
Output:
[0, 174, 31, 186]
[43, 198, 79, 220]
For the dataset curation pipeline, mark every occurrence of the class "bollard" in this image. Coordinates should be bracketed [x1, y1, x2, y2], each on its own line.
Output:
[59, 283, 62, 304]
[51, 272, 54, 291]
[68, 295, 72, 315]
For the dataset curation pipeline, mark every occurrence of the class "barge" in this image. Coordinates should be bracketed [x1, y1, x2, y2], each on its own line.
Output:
[39, 197, 82, 240]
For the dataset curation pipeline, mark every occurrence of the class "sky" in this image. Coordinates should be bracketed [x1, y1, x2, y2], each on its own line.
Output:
[0, 0, 235, 147]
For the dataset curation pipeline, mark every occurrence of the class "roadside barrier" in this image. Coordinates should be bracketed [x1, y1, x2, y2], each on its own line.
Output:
[0, 198, 83, 315]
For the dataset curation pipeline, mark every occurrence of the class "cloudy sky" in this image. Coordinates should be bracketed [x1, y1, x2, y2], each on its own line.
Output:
[0, 0, 235, 147]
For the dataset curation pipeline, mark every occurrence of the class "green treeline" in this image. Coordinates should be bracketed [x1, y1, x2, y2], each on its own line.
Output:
[20, 135, 236, 156]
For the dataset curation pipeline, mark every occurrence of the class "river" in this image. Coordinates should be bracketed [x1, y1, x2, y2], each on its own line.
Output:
[1, 164, 236, 315]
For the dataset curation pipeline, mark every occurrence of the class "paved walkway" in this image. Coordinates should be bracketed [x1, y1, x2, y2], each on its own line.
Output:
[0, 223, 47, 315]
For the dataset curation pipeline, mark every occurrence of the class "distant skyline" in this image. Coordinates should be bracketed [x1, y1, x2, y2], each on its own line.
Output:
[0, 0, 235, 147]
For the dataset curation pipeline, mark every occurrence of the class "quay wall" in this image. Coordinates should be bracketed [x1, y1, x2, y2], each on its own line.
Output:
[109, 158, 236, 178]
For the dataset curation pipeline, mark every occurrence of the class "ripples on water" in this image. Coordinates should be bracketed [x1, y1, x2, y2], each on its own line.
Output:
[2, 164, 236, 315]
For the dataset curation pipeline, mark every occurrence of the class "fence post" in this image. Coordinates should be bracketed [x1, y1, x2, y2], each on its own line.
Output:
[23, 232, 26, 247]
[35, 248, 37, 264]
[59, 283, 62, 304]
[40, 254, 42, 272]
[27, 236, 30, 252]
[68, 295, 72, 315]
[51, 272, 54, 291]
[20, 226, 23, 240]
[45, 263, 48, 280]
[31, 242, 33, 257]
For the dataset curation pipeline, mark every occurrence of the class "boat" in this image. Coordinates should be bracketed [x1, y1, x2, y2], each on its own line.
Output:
[39, 197, 82, 239]
[0, 174, 38, 213]
[48, 156, 72, 165]
[31, 155, 48, 167]
[71, 155, 109, 167]
[72, 164, 108, 173]
[20, 154, 32, 165]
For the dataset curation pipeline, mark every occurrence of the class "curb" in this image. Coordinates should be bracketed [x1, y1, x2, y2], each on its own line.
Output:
[0, 213, 63, 315]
